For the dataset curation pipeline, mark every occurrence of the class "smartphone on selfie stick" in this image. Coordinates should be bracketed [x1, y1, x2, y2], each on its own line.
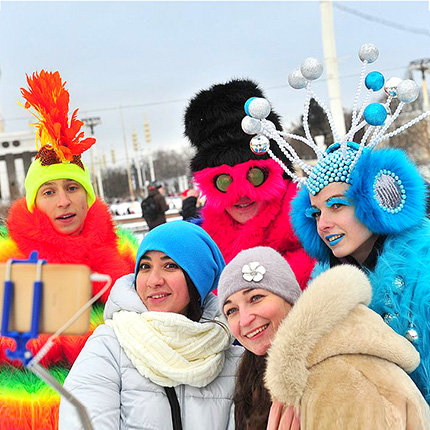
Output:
[0, 251, 110, 430]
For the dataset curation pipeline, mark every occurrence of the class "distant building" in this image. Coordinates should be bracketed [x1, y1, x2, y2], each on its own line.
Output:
[0, 130, 36, 203]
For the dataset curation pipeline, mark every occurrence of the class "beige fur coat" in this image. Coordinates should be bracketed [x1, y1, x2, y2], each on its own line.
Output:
[265, 265, 430, 429]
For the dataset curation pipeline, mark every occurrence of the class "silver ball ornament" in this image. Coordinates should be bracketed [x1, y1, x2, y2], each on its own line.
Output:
[247, 98, 271, 120]
[288, 68, 307, 89]
[396, 80, 420, 104]
[358, 44, 379, 63]
[405, 328, 418, 343]
[250, 135, 270, 155]
[300, 58, 323, 81]
[241, 116, 262, 135]
[384, 77, 402, 98]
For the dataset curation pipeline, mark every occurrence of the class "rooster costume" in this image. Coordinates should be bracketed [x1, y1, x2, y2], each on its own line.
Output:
[0, 71, 137, 430]
[184, 80, 314, 288]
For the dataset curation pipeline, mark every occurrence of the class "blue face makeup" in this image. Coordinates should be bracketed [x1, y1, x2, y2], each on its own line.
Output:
[325, 196, 352, 208]
[306, 196, 352, 219]
[305, 207, 321, 219]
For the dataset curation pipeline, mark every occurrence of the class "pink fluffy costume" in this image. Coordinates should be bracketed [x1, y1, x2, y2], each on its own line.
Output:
[184, 79, 314, 289]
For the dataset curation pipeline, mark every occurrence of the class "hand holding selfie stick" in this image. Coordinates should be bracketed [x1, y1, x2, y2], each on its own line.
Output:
[1, 251, 112, 430]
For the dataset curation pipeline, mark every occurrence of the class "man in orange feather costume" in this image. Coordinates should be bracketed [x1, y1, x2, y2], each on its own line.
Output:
[0, 71, 138, 430]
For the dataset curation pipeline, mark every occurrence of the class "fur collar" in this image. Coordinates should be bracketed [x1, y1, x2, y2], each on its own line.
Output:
[5, 198, 134, 302]
[265, 265, 420, 407]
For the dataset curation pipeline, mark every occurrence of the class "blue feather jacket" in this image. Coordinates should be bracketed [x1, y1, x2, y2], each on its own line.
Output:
[313, 219, 430, 404]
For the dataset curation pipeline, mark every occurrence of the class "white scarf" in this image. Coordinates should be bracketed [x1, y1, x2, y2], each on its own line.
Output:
[106, 310, 233, 387]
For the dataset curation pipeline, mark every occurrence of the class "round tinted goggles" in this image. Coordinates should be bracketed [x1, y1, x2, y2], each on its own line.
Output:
[214, 167, 268, 193]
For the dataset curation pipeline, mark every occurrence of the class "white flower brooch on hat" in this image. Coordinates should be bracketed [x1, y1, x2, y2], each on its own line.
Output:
[242, 262, 266, 282]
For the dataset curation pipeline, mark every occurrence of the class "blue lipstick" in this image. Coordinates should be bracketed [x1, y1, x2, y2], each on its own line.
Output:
[325, 233, 344, 246]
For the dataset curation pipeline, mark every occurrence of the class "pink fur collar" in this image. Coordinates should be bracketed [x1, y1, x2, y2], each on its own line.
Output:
[201, 179, 314, 288]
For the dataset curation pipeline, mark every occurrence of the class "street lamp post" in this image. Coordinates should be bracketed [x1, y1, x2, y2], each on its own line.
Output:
[143, 117, 155, 182]
[319, 0, 346, 137]
[409, 58, 430, 175]
[132, 129, 144, 192]
[119, 107, 135, 201]
[82, 117, 104, 200]
[409, 58, 430, 111]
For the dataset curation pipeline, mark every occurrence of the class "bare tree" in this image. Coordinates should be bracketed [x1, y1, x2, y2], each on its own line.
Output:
[152, 147, 194, 180]
[102, 168, 130, 200]
[286, 98, 364, 159]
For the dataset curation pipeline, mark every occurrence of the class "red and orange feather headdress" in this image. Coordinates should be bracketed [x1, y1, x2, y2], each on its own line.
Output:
[20, 70, 95, 168]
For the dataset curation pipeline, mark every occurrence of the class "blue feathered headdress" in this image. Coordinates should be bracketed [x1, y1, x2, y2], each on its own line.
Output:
[291, 147, 427, 260]
[348, 148, 426, 234]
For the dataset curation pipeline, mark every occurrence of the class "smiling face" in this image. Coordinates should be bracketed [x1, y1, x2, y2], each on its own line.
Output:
[308, 182, 378, 264]
[136, 250, 190, 315]
[35, 178, 88, 236]
[223, 288, 292, 356]
[225, 198, 264, 224]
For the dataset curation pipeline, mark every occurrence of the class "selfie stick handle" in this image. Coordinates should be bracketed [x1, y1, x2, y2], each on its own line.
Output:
[1, 251, 45, 364]
[27, 361, 94, 430]
[1, 251, 96, 430]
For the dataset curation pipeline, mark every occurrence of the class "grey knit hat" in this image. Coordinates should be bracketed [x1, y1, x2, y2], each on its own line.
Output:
[218, 246, 301, 309]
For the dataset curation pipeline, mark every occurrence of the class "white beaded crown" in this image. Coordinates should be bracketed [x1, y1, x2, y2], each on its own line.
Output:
[241, 43, 430, 196]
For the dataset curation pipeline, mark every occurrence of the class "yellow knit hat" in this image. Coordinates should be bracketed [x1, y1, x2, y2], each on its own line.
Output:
[25, 159, 96, 212]
[20, 70, 97, 212]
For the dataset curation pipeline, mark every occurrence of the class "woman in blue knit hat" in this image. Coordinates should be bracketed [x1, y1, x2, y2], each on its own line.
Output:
[59, 221, 242, 430]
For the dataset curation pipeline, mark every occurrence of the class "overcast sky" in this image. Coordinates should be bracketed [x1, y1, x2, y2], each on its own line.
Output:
[0, 1, 429, 167]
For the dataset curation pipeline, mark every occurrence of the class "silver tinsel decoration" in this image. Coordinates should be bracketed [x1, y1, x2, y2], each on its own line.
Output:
[359, 43, 379, 63]
[374, 173, 402, 210]
[300, 58, 323, 81]
[241, 116, 262, 135]
[406, 328, 418, 343]
[288, 69, 307, 89]
[383, 313, 394, 324]
[397, 80, 420, 104]
[393, 276, 405, 293]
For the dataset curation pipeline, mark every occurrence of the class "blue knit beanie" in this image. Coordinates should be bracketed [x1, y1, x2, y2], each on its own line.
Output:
[134, 221, 225, 304]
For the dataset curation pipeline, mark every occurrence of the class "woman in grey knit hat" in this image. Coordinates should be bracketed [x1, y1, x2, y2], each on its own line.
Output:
[218, 246, 301, 430]
[218, 246, 429, 430]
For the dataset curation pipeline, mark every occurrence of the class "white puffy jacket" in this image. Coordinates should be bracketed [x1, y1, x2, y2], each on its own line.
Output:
[59, 274, 242, 430]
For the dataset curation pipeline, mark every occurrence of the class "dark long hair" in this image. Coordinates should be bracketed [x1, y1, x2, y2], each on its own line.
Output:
[234, 350, 271, 430]
[183, 271, 203, 322]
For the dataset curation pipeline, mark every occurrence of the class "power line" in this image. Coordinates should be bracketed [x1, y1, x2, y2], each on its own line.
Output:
[5, 65, 412, 123]
[4, 97, 188, 123]
[333, 3, 430, 38]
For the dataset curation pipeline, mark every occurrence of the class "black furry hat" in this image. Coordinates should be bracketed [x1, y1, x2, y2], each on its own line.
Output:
[184, 79, 293, 173]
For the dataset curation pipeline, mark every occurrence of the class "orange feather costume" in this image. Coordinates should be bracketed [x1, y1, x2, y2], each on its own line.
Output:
[0, 71, 138, 430]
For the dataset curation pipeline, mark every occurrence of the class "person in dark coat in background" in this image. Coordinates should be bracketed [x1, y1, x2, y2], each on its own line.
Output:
[181, 188, 204, 221]
[142, 182, 169, 230]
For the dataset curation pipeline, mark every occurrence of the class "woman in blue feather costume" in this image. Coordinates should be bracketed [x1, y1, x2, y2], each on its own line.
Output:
[239, 43, 430, 403]
[290, 143, 430, 404]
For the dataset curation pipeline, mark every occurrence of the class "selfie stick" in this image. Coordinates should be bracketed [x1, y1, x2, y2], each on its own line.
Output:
[1, 251, 45, 364]
[1, 251, 112, 430]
